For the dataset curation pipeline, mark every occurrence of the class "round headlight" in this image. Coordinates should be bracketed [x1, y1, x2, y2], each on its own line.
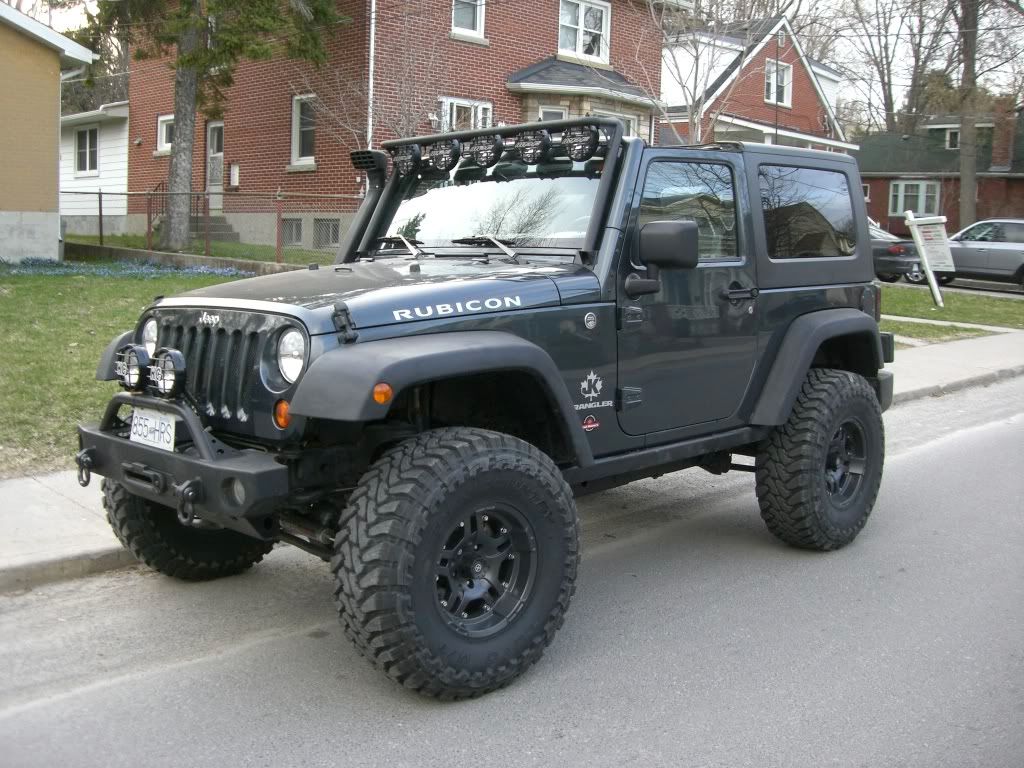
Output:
[277, 329, 305, 384]
[142, 318, 159, 356]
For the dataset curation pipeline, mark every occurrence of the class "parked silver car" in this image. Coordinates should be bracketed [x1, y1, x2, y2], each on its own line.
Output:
[950, 219, 1024, 287]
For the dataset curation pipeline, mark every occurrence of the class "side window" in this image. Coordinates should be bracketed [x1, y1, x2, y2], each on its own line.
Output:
[639, 161, 738, 261]
[1003, 222, 1024, 243]
[961, 222, 998, 242]
[759, 165, 857, 259]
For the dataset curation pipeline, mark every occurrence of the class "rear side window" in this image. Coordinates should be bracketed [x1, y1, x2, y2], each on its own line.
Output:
[639, 161, 738, 261]
[758, 165, 857, 259]
[1000, 222, 1024, 243]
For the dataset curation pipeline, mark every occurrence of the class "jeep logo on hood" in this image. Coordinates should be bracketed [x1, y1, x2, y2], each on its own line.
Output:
[393, 295, 523, 321]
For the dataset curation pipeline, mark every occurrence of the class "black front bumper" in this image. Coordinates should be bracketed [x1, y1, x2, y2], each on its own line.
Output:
[77, 393, 290, 540]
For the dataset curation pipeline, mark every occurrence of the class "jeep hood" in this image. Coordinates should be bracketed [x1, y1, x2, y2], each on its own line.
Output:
[171, 258, 601, 334]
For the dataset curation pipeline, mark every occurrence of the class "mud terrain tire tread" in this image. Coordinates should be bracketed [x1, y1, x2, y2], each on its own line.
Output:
[103, 479, 272, 580]
[755, 368, 884, 551]
[331, 427, 579, 700]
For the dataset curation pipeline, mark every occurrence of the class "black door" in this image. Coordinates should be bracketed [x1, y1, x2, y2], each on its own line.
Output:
[616, 155, 759, 437]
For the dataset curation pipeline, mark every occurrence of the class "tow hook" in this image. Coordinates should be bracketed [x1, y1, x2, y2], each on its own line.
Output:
[76, 448, 96, 487]
[174, 479, 204, 525]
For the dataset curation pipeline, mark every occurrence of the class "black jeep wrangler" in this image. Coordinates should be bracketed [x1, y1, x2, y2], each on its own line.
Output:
[77, 118, 894, 699]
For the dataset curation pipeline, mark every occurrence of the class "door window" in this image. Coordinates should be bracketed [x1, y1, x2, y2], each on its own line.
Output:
[639, 162, 738, 261]
[208, 124, 223, 154]
[759, 165, 857, 259]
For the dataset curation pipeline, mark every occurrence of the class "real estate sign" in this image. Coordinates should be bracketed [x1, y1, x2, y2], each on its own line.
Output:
[904, 211, 954, 308]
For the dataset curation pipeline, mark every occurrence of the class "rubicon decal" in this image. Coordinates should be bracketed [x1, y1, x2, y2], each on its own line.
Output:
[393, 295, 523, 321]
[575, 370, 614, 411]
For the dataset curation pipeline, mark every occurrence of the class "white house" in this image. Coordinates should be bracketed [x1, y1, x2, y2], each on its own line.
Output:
[59, 100, 130, 236]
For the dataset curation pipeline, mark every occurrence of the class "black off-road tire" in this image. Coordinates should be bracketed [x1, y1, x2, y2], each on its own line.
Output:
[755, 368, 884, 551]
[332, 428, 579, 700]
[103, 479, 273, 580]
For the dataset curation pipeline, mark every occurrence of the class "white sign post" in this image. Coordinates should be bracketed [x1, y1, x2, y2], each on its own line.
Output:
[904, 210, 955, 308]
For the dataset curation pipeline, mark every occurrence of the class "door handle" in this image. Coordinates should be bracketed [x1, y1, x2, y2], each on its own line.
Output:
[718, 286, 759, 302]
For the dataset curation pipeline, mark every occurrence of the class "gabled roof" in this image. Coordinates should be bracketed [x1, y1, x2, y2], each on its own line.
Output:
[921, 114, 995, 128]
[0, 3, 94, 66]
[666, 16, 847, 143]
[507, 57, 656, 108]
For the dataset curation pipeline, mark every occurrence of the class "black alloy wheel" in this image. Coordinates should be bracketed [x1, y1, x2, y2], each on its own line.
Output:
[824, 419, 867, 504]
[435, 506, 537, 638]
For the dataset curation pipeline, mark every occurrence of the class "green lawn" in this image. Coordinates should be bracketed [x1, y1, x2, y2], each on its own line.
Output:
[881, 284, 1024, 329]
[879, 318, 993, 344]
[66, 233, 333, 266]
[0, 263, 240, 479]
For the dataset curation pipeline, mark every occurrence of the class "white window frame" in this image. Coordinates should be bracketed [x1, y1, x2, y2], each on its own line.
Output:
[764, 61, 793, 108]
[281, 218, 303, 247]
[291, 94, 317, 166]
[889, 180, 940, 216]
[591, 108, 637, 137]
[75, 124, 99, 177]
[558, 0, 611, 65]
[945, 129, 960, 150]
[438, 96, 492, 131]
[451, 0, 485, 37]
[156, 114, 175, 153]
[539, 105, 568, 121]
[862, 183, 870, 202]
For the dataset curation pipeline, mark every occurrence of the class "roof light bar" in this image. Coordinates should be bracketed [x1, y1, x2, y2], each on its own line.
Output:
[513, 129, 551, 165]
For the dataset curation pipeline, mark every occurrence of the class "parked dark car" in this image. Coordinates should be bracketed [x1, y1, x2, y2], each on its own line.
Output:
[870, 225, 920, 282]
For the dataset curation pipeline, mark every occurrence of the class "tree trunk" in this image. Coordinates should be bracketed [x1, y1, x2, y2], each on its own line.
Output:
[958, 0, 979, 229]
[160, 10, 201, 252]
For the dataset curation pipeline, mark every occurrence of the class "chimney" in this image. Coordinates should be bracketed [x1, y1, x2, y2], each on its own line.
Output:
[989, 96, 1018, 172]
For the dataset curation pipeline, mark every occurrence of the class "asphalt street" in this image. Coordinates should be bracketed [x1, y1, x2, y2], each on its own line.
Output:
[1, 379, 1023, 768]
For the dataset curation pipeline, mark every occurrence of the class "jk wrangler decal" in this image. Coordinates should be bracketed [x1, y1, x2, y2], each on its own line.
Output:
[393, 295, 523, 321]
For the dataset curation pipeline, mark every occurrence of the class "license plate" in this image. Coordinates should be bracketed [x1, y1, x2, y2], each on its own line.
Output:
[129, 408, 176, 452]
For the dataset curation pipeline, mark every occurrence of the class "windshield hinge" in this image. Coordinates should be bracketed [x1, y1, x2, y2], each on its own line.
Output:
[332, 302, 359, 344]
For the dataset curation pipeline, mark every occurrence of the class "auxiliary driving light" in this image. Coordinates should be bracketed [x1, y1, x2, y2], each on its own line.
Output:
[427, 139, 461, 171]
[391, 143, 422, 176]
[514, 130, 551, 164]
[561, 125, 599, 162]
[149, 348, 186, 398]
[114, 345, 151, 391]
[467, 134, 504, 167]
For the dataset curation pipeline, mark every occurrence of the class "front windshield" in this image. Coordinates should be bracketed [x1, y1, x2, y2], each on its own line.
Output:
[383, 159, 602, 250]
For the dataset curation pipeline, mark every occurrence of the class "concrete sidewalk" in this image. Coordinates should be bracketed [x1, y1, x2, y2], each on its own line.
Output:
[3, 328, 1023, 593]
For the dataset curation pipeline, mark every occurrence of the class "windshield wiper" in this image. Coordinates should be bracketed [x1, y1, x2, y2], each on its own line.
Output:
[372, 235, 429, 259]
[450, 235, 519, 262]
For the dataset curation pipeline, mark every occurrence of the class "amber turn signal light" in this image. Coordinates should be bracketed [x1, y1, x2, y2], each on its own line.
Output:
[273, 399, 291, 429]
[372, 382, 393, 405]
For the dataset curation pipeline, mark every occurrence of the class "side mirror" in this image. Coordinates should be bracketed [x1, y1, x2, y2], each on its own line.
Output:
[640, 220, 700, 271]
[625, 220, 699, 298]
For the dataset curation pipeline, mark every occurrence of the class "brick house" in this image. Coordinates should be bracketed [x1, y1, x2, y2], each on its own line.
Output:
[126, 1, 672, 248]
[855, 103, 1024, 235]
[660, 16, 854, 152]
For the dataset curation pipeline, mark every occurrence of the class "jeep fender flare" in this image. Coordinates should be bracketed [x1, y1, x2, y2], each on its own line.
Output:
[95, 330, 134, 381]
[750, 308, 883, 426]
[289, 330, 594, 467]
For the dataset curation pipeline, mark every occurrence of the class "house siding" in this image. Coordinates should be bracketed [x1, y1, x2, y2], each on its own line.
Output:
[0, 21, 61, 261]
[60, 118, 129, 218]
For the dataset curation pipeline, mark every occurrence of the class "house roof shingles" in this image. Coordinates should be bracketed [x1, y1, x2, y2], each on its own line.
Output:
[853, 118, 1024, 175]
[507, 57, 648, 100]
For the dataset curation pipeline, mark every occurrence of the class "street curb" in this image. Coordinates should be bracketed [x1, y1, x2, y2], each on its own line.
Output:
[0, 547, 137, 594]
[892, 364, 1024, 406]
[4, 364, 1023, 593]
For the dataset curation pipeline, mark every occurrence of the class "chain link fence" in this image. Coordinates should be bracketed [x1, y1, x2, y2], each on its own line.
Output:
[60, 190, 363, 264]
